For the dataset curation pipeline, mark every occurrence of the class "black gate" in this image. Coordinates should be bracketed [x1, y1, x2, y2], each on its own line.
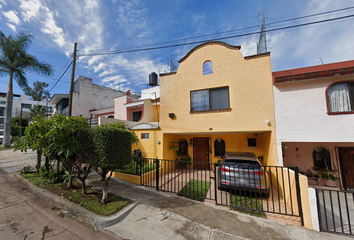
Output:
[139, 158, 303, 224]
[316, 189, 354, 236]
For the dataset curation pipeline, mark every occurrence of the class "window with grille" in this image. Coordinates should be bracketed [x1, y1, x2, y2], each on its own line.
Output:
[141, 133, 149, 140]
[313, 147, 332, 170]
[179, 139, 188, 155]
[214, 138, 225, 157]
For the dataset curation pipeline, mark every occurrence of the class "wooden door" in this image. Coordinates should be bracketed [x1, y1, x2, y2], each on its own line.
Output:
[339, 147, 354, 190]
[193, 138, 209, 169]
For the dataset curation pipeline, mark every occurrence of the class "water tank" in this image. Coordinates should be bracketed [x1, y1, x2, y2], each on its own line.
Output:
[149, 72, 158, 86]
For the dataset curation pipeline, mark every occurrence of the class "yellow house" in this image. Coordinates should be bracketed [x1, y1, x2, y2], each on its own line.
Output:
[133, 41, 277, 166]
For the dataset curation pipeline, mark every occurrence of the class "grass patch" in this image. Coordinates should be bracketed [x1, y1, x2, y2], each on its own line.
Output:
[229, 191, 266, 218]
[115, 163, 156, 176]
[0, 146, 15, 150]
[178, 179, 211, 202]
[22, 172, 130, 216]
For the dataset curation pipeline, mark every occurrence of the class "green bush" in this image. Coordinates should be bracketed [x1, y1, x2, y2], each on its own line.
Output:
[91, 127, 132, 170]
[20, 165, 33, 175]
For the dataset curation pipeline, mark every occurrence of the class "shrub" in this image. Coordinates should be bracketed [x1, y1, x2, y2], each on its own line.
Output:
[20, 165, 33, 175]
[91, 127, 132, 203]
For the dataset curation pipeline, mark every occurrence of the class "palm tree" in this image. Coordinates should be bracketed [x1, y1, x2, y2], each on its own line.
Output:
[29, 104, 47, 119]
[0, 31, 54, 147]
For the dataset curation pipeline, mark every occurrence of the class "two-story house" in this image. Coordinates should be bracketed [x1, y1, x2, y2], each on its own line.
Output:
[131, 41, 277, 166]
[273, 60, 354, 190]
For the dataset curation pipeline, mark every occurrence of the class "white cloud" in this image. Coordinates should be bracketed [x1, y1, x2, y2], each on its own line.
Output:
[114, 0, 149, 39]
[19, 0, 42, 22]
[93, 62, 107, 73]
[98, 70, 111, 77]
[6, 22, 16, 31]
[0, 0, 7, 9]
[268, 0, 354, 71]
[40, 9, 66, 47]
[3, 10, 20, 25]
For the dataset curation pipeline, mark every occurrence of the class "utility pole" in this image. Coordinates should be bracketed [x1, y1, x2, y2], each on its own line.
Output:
[68, 43, 77, 116]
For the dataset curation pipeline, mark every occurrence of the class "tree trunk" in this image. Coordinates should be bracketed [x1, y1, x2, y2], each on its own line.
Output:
[56, 159, 60, 172]
[2, 72, 13, 148]
[81, 180, 87, 196]
[101, 180, 108, 203]
[66, 162, 73, 189]
[36, 149, 42, 175]
[45, 157, 50, 172]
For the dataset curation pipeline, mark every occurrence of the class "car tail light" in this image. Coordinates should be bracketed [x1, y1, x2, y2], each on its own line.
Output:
[254, 170, 264, 176]
[221, 167, 229, 172]
[222, 181, 230, 185]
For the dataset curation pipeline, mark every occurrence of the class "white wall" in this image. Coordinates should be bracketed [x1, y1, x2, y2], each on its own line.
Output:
[72, 76, 126, 118]
[273, 75, 354, 163]
[139, 86, 160, 100]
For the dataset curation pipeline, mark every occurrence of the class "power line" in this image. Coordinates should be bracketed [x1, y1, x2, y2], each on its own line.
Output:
[78, 13, 354, 57]
[79, 6, 354, 54]
[49, 60, 73, 92]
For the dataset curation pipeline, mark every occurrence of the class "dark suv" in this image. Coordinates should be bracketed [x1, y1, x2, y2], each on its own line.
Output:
[218, 152, 269, 197]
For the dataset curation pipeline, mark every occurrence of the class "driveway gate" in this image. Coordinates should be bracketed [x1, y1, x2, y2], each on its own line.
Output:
[316, 189, 354, 236]
[139, 158, 303, 225]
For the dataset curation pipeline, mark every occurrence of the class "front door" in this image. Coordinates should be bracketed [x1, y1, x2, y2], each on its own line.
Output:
[339, 147, 354, 190]
[193, 138, 209, 169]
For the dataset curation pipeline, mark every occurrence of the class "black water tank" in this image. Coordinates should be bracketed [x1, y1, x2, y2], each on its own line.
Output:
[149, 72, 158, 86]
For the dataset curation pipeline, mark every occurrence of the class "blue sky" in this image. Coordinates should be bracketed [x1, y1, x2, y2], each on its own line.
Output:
[0, 0, 354, 97]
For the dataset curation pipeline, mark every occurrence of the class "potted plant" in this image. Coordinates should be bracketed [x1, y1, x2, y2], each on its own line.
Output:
[312, 167, 339, 187]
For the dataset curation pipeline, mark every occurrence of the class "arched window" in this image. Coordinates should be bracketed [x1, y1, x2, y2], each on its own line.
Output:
[203, 61, 213, 75]
[327, 82, 354, 113]
[107, 115, 114, 119]
[179, 139, 188, 155]
[214, 138, 225, 157]
[313, 147, 331, 170]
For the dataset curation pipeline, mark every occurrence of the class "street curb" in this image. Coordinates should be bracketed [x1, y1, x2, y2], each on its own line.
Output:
[14, 173, 138, 229]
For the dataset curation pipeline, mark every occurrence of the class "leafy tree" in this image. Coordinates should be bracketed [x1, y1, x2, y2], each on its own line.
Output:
[29, 104, 46, 118]
[45, 115, 90, 188]
[11, 116, 29, 137]
[23, 81, 51, 101]
[91, 127, 132, 203]
[102, 122, 139, 145]
[0, 31, 54, 148]
[75, 129, 94, 196]
[15, 116, 49, 174]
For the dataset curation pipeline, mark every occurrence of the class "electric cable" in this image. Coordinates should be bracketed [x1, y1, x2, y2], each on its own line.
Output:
[79, 6, 354, 54]
[78, 13, 354, 57]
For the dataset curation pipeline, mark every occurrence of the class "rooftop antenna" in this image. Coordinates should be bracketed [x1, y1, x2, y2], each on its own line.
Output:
[168, 54, 177, 73]
[257, 10, 268, 54]
[318, 58, 324, 64]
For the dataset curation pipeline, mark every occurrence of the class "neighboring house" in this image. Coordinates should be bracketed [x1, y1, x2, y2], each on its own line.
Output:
[129, 41, 277, 165]
[273, 60, 354, 190]
[0, 92, 54, 140]
[49, 75, 140, 118]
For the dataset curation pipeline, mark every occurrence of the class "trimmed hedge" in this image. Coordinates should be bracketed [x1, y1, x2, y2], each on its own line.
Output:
[91, 127, 132, 170]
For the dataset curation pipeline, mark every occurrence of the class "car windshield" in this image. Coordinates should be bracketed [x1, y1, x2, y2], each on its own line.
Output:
[224, 159, 260, 166]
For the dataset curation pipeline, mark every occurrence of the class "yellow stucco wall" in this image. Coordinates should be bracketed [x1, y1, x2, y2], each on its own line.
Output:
[160, 42, 278, 165]
[132, 129, 163, 159]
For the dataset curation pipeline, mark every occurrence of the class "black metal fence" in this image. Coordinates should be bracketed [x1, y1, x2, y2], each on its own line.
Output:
[316, 189, 354, 235]
[86, 117, 98, 127]
[137, 158, 303, 224]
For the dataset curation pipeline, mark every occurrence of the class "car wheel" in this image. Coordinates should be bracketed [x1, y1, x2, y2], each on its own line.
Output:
[218, 186, 225, 191]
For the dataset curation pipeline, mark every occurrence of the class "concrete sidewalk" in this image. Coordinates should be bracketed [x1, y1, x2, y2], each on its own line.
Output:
[1, 148, 353, 239]
[85, 173, 353, 240]
[0, 168, 120, 240]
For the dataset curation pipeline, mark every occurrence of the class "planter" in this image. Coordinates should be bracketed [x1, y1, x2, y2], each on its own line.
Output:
[324, 179, 337, 187]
